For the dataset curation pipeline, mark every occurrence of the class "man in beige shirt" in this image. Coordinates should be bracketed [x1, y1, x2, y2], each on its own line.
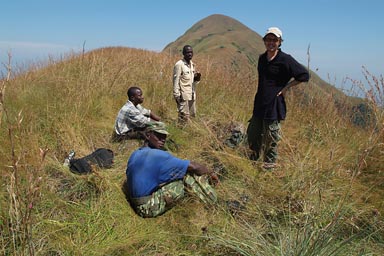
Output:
[173, 45, 201, 123]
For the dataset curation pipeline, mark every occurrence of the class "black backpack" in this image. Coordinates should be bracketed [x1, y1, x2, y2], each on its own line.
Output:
[69, 148, 114, 175]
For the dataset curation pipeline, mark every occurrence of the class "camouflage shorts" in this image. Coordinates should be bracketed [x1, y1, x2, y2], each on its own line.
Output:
[132, 174, 217, 218]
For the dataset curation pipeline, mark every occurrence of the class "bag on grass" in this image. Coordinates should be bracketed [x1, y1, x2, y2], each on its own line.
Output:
[69, 148, 114, 175]
[224, 122, 246, 148]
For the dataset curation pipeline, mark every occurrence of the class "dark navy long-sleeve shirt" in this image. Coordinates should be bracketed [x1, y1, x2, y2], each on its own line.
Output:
[253, 50, 309, 120]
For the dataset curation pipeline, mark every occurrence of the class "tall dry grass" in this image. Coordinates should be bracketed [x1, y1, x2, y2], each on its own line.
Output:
[1, 47, 383, 255]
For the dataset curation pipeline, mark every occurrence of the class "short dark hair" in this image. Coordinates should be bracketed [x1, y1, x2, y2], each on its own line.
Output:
[127, 86, 141, 98]
[182, 45, 193, 55]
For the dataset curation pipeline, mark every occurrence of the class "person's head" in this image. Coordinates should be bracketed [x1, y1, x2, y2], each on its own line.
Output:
[127, 86, 144, 106]
[144, 121, 169, 149]
[182, 45, 194, 62]
[263, 27, 283, 49]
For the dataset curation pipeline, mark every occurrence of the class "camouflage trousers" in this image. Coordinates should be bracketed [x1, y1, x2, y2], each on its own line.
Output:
[132, 174, 217, 218]
[246, 117, 281, 163]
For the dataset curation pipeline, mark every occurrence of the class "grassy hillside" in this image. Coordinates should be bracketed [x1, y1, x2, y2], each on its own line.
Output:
[1, 47, 383, 255]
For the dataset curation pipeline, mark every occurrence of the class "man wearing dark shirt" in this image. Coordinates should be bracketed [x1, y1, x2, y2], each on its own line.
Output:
[247, 27, 309, 169]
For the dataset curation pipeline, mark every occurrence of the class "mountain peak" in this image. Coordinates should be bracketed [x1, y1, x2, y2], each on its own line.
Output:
[163, 14, 265, 70]
[185, 14, 252, 35]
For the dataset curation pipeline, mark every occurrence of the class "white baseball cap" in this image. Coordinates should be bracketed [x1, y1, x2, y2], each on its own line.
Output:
[264, 27, 283, 39]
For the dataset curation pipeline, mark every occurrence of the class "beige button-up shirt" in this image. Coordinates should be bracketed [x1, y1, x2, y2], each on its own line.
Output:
[173, 59, 199, 101]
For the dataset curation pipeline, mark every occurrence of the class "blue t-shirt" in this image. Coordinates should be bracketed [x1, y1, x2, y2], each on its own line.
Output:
[126, 147, 190, 198]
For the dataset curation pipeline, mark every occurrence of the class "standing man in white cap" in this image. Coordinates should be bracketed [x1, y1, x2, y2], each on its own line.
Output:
[247, 27, 309, 170]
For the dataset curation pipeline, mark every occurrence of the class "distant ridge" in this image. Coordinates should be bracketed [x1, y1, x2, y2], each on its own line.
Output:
[163, 14, 265, 71]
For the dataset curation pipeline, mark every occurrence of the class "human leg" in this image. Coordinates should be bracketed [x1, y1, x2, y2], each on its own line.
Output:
[189, 100, 196, 118]
[177, 99, 190, 123]
[111, 129, 145, 142]
[246, 117, 263, 161]
[263, 120, 281, 164]
[111, 131, 122, 143]
[183, 174, 217, 204]
[132, 180, 185, 218]
[131, 173, 218, 217]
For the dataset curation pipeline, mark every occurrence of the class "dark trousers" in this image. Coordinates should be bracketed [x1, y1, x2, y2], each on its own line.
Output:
[111, 129, 145, 143]
[246, 117, 281, 163]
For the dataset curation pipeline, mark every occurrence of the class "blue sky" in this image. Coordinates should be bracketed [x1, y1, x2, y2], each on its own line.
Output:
[1, 0, 383, 87]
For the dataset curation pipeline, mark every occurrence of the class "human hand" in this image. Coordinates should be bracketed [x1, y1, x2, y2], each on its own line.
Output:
[209, 172, 220, 186]
[175, 96, 182, 104]
[194, 72, 201, 82]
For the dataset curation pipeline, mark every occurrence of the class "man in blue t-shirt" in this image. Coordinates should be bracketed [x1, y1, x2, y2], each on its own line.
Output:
[247, 27, 309, 170]
[125, 121, 219, 218]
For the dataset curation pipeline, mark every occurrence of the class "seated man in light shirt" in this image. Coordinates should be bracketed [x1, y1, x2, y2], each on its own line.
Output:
[112, 86, 161, 142]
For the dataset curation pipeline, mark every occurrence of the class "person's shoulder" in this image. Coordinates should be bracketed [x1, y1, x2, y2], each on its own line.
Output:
[175, 59, 184, 65]
[122, 100, 134, 108]
[118, 101, 132, 111]
[155, 148, 173, 155]
[131, 146, 150, 157]
[126, 102, 143, 113]
[128, 147, 141, 160]
[135, 103, 145, 109]
[154, 148, 178, 161]
[141, 146, 172, 155]
[277, 50, 294, 59]
[259, 51, 267, 59]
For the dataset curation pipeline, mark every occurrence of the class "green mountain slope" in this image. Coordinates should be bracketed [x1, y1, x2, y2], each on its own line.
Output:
[163, 14, 265, 70]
